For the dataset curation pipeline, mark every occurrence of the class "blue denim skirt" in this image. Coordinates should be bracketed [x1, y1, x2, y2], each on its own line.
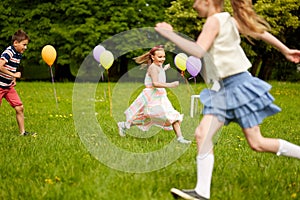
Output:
[199, 72, 281, 128]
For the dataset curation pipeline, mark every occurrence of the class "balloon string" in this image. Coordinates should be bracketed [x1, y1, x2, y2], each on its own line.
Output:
[181, 70, 191, 97]
[107, 69, 112, 117]
[99, 64, 104, 81]
[50, 66, 58, 109]
[188, 76, 197, 84]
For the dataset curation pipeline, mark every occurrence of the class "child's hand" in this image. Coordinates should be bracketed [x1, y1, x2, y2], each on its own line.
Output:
[155, 22, 174, 39]
[155, 22, 174, 31]
[284, 49, 300, 63]
[169, 81, 179, 88]
[163, 64, 171, 71]
[12, 78, 16, 86]
[14, 72, 21, 78]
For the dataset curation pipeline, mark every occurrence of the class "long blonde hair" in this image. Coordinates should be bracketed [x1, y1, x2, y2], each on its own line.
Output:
[230, 0, 270, 37]
[134, 45, 164, 66]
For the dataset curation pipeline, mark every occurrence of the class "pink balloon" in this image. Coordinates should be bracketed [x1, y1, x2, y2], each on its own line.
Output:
[93, 45, 105, 62]
[186, 56, 202, 77]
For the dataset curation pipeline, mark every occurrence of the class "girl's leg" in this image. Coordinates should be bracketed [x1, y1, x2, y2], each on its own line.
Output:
[194, 114, 224, 199]
[172, 121, 191, 143]
[243, 125, 300, 159]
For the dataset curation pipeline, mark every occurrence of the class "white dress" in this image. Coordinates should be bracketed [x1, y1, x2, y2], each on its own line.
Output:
[124, 64, 183, 131]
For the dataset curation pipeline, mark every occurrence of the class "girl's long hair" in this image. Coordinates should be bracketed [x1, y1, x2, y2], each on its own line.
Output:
[230, 0, 270, 38]
[134, 45, 164, 67]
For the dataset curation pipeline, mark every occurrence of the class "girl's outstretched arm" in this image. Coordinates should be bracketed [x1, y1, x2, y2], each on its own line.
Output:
[254, 31, 300, 63]
[155, 16, 219, 58]
[232, 18, 300, 64]
[155, 23, 206, 58]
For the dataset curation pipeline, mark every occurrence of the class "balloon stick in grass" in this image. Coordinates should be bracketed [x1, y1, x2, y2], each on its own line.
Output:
[41, 45, 58, 108]
[99, 50, 114, 117]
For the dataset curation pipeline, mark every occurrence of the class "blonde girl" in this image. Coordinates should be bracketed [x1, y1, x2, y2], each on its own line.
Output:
[118, 45, 191, 144]
[155, 0, 300, 199]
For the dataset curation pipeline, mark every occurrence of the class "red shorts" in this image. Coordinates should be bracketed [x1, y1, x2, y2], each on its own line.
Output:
[0, 86, 23, 107]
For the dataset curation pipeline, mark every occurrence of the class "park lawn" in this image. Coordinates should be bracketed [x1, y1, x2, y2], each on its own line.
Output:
[0, 81, 299, 200]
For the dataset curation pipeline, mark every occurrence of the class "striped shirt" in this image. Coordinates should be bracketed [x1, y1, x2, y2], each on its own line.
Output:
[0, 46, 22, 88]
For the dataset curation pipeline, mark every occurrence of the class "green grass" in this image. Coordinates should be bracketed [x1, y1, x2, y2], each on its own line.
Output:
[0, 81, 299, 200]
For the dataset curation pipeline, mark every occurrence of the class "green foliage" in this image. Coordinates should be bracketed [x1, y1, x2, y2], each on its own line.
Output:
[0, 0, 173, 80]
[164, 0, 300, 81]
[165, 0, 204, 39]
[255, 0, 299, 37]
[0, 0, 299, 81]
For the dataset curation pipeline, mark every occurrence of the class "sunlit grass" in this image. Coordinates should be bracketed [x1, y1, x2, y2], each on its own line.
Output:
[0, 81, 299, 200]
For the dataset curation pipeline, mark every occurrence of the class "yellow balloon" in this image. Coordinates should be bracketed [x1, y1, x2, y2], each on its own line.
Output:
[174, 53, 187, 71]
[41, 45, 57, 67]
[100, 50, 114, 70]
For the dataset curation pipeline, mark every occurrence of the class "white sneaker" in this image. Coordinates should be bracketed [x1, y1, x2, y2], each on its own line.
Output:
[177, 136, 191, 144]
[117, 122, 126, 137]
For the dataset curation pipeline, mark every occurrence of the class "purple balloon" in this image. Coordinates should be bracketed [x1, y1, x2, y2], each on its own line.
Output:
[93, 45, 105, 62]
[186, 56, 202, 77]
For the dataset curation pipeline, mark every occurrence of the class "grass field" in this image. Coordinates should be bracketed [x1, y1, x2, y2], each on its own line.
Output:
[0, 81, 299, 200]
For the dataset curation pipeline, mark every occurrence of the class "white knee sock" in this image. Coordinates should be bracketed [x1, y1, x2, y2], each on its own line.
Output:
[195, 153, 214, 199]
[277, 139, 300, 159]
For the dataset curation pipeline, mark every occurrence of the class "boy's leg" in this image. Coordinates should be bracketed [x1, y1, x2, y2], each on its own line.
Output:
[15, 105, 25, 134]
[0, 87, 7, 105]
[5, 87, 25, 134]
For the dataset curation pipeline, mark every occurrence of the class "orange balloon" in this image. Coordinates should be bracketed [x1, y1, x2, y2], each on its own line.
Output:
[42, 45, 57, 66]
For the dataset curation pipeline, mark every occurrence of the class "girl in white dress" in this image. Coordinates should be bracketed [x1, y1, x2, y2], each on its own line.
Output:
[118, 45, 191, 144]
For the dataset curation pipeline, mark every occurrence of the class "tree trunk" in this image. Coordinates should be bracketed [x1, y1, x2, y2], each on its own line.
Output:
[119, 55, 128, 76]
[55, 64, 75, 82]
[258, 55, 273, 80]
[249, 57, 262, 76]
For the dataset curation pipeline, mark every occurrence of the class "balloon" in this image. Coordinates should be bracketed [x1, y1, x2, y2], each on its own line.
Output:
[174, 53, 187, 71]
[186, 56, 202, 77]
[93, 45, 105, 62]
[41, 45, 57, 66]
[100, 50, 114, 70]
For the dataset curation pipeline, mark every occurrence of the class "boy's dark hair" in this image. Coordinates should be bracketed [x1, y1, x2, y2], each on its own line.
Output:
[12, 29, 30, 43]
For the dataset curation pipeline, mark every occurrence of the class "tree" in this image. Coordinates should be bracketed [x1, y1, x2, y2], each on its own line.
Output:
[164, 0, 300, 81]
[0, 0, 298, 81]
[0, 0, 174, 81]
